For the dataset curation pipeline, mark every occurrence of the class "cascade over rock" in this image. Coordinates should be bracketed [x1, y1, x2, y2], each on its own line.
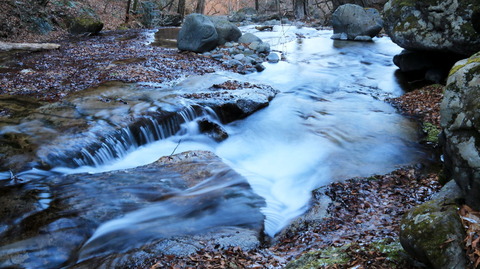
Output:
[440, 51, 480, 210]
[177, 14, 218, 53]
[383, 0, 480, 56]
[0, 150, 266, 268]
[0, 79, 278, 171]
[330, 4, 383, 41]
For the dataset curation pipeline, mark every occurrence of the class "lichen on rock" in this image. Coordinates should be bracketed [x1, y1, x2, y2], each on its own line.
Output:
[441, 51, 480, 210]
[383, 0, 480, 55]
[399, 180, 466, 268]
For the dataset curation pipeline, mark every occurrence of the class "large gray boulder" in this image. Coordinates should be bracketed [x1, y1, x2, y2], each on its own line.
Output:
[177, 13, 218, 53]
[209, 17, 242, 46]
[330, 4, 383, 41]
[383, 0, 480, 55]
[400, 180, 466, 269]
[440, 51, 480, 209]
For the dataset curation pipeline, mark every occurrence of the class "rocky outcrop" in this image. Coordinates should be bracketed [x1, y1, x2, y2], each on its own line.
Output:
[399, 180, 466, 268]
[383, 0, 480, 56]
[330, 4, 383, 41]
[0, 151, 266, 268]
[181, 79, 278, 123]
[177, 13, 218, 53]
[209, 17, 242, 46]
[440, 52, 480, 210]
[68, 15, 103, 35]
[0, 78, 278, 171]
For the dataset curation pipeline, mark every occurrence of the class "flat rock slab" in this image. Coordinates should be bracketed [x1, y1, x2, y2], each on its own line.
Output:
[0, 150, 266, 268]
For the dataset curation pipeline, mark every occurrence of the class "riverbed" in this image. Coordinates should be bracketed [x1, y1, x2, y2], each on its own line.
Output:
[0, 25, 429, 267]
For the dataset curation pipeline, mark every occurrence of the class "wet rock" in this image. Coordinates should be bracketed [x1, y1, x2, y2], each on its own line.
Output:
[276, 186, 332, 240]
[266, 52, 280, 63]
[330, 4, 383, 41]
[68, 15, 104, 35]
[239, 33, 263, 44]
[254, 63, 265, 72]
[0, 150, 266, 268]
[392, 50, 464, 83]
[209, 17, 242, 46]
[440, 51, 480, 210]
[177, 14, 218, 53]
[383, 0, 480, 56]
[183, 79, 279, 123]
[399, 180, 466, 268]
[198, 118, 229, 142]
[255, 42, 271, 54]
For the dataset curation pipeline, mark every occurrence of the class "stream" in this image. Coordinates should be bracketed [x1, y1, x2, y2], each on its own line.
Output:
[0, 25, 428, 267]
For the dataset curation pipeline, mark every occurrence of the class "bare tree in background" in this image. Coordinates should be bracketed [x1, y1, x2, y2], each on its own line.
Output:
[125, 0, 132, 22]
[293, 0, 308, 19]
[178, 0, 186, 17]
[196, 0, 206, 13]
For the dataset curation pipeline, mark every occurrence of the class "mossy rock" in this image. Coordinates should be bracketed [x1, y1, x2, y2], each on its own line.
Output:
[69, 15, 103, 35]
[383, 0, 480, 55]
[422, 122, 440, 144]
[441, 51, 480, 210]
[286, 240, 409, 268]
[399, 181, 467, 268]
[285, 245, 350, 268]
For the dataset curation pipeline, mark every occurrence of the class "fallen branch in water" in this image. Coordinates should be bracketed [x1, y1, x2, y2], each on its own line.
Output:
[255, 26, 274, 31]
[0, 42, 60, 52]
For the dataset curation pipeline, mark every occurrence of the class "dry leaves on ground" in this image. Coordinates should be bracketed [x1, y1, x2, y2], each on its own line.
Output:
[460, 205, 480, 268]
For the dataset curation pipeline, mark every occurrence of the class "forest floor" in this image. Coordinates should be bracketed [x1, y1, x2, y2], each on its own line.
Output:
[0, 24, 452, 268]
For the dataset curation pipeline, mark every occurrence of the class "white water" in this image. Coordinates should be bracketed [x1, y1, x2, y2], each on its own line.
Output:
[55, 27, 424, 236]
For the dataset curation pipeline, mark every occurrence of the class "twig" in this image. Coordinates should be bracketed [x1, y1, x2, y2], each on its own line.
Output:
[170, 138, 182, 156]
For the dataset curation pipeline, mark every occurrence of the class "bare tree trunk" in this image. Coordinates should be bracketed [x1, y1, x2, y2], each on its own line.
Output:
[294, 0, 308, 19]
[125, 0, 132, 23]
[132, 0, 139, 13]
[177, 0, 186, 17]
[195, 0, 206, 14]
[255, 0, 259, 11]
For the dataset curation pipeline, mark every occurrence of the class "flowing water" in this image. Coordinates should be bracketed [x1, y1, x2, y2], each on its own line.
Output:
[0, 26, 429, 266]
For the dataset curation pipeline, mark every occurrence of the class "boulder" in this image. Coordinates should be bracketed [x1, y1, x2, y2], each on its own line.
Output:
[399, 180, 466, 268]
[177, 14, 218, 53]
[209, 17, 242, 46]
[69, 15, 103, 35]
[440, 51, 480, 209]
[238, 33, 263, 44]
[392, 50, 465, 83]
[383, 0, 480, 56]
[330, 4, 383, 41]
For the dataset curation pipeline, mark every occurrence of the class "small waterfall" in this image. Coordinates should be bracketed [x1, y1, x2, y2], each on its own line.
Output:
[45, 105, 207, 168]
